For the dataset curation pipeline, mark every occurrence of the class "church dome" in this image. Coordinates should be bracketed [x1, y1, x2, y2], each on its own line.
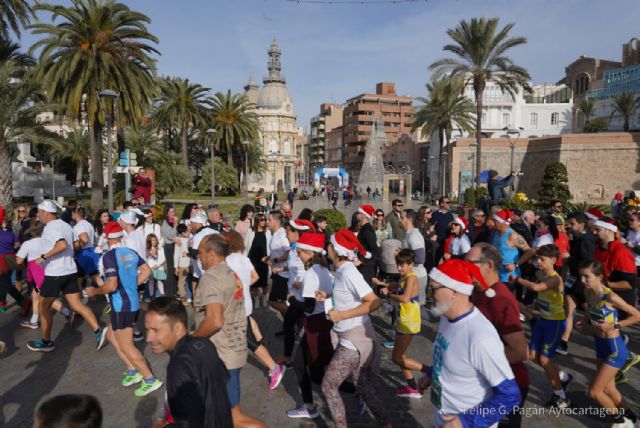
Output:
[257, 82, 291, 109]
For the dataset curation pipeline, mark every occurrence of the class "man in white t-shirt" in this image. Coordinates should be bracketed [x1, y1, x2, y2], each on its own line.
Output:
[27, 200, 107, 353]
[119, 209, 146, 259]
[264, 211, 290, 316]
[72, 207, 100, 289]
[422, 259, 520, 427]
[189, 213, 218, 283]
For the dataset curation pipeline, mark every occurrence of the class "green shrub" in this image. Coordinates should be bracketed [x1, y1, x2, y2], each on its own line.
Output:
[538, 162, 570, 207]
[583, 118, 609, 133]
[564, 201, 609, 216]
[498, 197, 538, 212]
[313, 209, 347, 234]
[463, 186, 488, 207]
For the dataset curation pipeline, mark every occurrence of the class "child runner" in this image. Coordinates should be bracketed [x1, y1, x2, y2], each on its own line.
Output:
[575, 260, 639, 427]
[375, 249, 426, 398]
[515, 244, 571, 408]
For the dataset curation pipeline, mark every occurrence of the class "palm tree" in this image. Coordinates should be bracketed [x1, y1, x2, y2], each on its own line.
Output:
[412, 76, 475, 195]
[152, 77, 213, 166]
[209, 90, 260, 168]
[50, 129, 90, 186]
[0, 60, 60, 208]
[30, 0, 159, 209]
[610, 92, 640, 132]
[430, 17, 531, 186]
[0, 37, 33, 68]
[578, 98, 596, 126]
[124, 125, 160, 165]
[0, 0, 33, 39]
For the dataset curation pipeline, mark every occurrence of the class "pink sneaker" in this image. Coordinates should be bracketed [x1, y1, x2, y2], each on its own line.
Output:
[268, 364, 286, 390]
[395, 385, 422, 398]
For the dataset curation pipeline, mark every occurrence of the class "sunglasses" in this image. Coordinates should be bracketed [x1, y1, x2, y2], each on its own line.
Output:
[259, 218, 267, 222]
[424, 210, 432, 214]
[376, 213, 384, 217]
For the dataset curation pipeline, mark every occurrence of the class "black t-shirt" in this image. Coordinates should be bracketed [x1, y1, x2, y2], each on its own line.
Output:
[568, 231, 595, 276]
[166, 335, 232, 428]
[357, 223, 379, 260]
[430, 210, 454, 243]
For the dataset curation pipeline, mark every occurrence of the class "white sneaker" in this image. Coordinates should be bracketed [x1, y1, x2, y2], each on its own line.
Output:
[611, 416, 635, 428]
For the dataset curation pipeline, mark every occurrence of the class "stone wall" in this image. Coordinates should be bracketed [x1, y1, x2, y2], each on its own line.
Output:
[449, 133, 640, 203]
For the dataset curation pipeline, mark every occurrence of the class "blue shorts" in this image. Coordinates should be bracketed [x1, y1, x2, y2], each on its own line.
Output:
[595, 336, 629, 369]
[75, 248, 99, 276]
[529, 318, 566, 358]
[225, 368, 241, 408]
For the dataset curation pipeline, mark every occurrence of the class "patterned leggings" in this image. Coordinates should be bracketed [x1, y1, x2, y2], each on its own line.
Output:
[321, 345, 389, 427]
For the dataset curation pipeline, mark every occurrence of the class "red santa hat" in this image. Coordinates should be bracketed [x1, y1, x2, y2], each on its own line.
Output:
[290, 219, 316, 233]
[296, 233, 326, 254]
[452, 217, 468, 231]
[493, 209, 514, 225]
[585, 208, 604, 221]
[429, 259, 495, 297]
[104, 221, 124, 239]
[358, 205, 376, 220]
[594, 218, 618, 233]
[331, 229, 371, 260]
[0, 205, 4, 225]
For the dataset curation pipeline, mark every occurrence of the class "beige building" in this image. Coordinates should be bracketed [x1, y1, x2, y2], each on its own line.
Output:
[244, 40, 302, 192]
[309, 103, 343, 170]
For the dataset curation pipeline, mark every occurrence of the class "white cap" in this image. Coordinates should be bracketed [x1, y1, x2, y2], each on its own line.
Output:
[38, 199, 63, 213]
[119, 210, 139, 225]
[190, 213, 207, 224]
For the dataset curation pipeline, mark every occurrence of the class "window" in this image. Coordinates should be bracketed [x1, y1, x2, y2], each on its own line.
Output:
[530, 113, 538, 127]
[502, 113, 510, 127]
[482, 113, 487, 126]
[283, 139, 291, 155]
[269, 139, 278, 153]
[551, 112, 559, 126]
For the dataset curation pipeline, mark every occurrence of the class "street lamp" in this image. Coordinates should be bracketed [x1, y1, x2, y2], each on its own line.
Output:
[469, 142, 478, 186]
[269, 150, 279, 193]
[441, 151, 448, 197]
[503, 126, 524, 196]
[98, 89, 120, 213]
[421, 158, 427, 202]
[206, 128, 217, 204]
[241, 140, 251, 202]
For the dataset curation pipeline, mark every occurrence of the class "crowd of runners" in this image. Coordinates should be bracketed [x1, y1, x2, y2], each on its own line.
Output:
[1, 191, 640, 428]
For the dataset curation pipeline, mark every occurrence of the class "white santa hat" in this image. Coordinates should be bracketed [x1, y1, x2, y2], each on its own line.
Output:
[429, 259, 495, 298]
[331, 229, 371, 260]
[37, 199, 63, 213]
[594, 219, 618, 233]
[119, 209, 142, 225]
[190, 213, 207, 224]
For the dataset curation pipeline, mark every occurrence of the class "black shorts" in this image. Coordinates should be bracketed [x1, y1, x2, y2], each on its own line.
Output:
[564, 280, 586, 306]
[269, 274, 288, 302]
[40, 273, 79, 297]
[110, 311, 139, 331]
[246, 316, 260, 352]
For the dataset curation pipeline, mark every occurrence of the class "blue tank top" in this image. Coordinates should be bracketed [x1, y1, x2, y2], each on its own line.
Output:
[492, 228, 520, 282]
[588, 288, 619, 325]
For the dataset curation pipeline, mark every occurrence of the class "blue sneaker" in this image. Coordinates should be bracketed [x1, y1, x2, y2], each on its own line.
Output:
[382, 341, 395, 349]
[27, 339, 55, 352]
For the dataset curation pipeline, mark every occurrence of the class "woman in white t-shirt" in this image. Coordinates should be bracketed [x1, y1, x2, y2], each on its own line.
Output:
[225, 231, 285, 392]
[532, 214, 557, 249]
[285, 233, 335, 419]
[316, 229, 390, 428]
[447, 217, 471, 258]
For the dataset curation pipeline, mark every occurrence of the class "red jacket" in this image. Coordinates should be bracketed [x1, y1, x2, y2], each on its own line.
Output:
[133, 174, 152, 204]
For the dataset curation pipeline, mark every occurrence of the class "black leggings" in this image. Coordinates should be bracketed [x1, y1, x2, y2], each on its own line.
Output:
[283, 305, 303, 358]
[0, 272, 23, 303]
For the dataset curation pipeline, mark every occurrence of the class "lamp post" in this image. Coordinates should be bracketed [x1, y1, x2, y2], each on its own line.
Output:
[469, 142, 478, 187]
[502, 126, 524, 196]
[421, 158, 427, 202]
[242, 140, 251, 202]
[269, 150, 279, 193]
[206, 128, 217, 204]
[98, 89, 120, 213]
[441, 151, 448, 197]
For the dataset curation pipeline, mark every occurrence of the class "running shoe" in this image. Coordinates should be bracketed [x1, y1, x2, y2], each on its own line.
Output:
[27, 339, 55, 352]
[621, 352, 640, 373]
[96, 327, 108, 351]
[615, 371, 627, 384]
[286, 405, 319, 419]
[561, 372, 573, 391]
[134, 378, 163, 397]
[19, 298, 32, 317]
[133, 331, 144, 342]
[545, 394, 570, 409]
[556, 340, 568, 356]
[355, 393, 367, 416]
[268, 364, 286, 390]
[611, 416, 635, 428]
[122, 372, 144, 387]
[20, 320, 39, 330]
[395, 385, 423, 398]
[382, 341, 395, 349]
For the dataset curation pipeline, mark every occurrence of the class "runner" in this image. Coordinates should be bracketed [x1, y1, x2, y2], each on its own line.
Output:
[467, 243, 530, 428]
[421, 258, 520, 427]
[192, 234, 266, 428]
[286, 232, 335, 419]
[188, 212, 217, 301]
[225, 230, 285, 391]
[264, 210, 289, 317]
[400, 209, 428, 304]
[356, 205, 379, 286]
[244, 212, 271, 309]
[447, 217, 471, 258]
[515, 244, 571, 408]
[373, 249, 426, 398]
[27, 200, 106, 352]
[85, 221, 162, 396]
[72, 207, 100, 290]
[491, 208, 535, 284]
[593, 218, 640, 383]
[574, 260, 639, 427]
[146, 297, 232, 428]
[316, 229, 390, 428]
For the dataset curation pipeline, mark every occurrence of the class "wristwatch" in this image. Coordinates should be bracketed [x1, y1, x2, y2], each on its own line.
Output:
[41, 253, 47, 260]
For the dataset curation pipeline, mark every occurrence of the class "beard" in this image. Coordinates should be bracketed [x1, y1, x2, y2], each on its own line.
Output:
[428, 298, 452, 317]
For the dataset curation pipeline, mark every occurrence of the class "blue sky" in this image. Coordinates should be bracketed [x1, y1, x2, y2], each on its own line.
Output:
[17, 0, 640, 128]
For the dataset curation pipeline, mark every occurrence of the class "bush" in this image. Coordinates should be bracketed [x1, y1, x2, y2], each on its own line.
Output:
[497, 196, 538, 212]
[313, 209, 347, 234]
[198, 158, 239, 196]
[564, 201, 609, 216]
[538, 162, 570, 208]
[583, 118, 609, 133]
[463, 186, 488, 207]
